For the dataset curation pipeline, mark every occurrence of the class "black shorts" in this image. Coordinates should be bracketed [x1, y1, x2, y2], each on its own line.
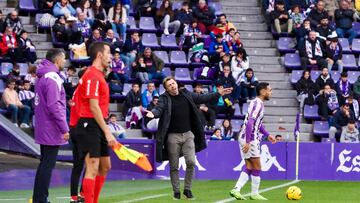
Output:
[76, 118, 109, 158]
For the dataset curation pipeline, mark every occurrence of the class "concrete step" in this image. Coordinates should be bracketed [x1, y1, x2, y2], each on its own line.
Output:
[19, 16, 32, 25]
[265, 98, 298, 107]
[24, 24, 36, 33]
[29, 33, 50, 42]
[37, 50, 46, 58]
[263, 123, 312, 133]
[222, 7, 261, 15]
[267, 81, 293, 90]
[252, 64, 284, 73]
[238, 31, 273, 40]
[221, 1, 258, 7]
[235, 23, 268, 31]
[242, 39, 276, 48]
[1, 7, 15, 14]
[249, 56, 280, 65]
[125, 129, 146, 139]
[34, 41, 53, 49]
[256, 72, 289, 81]
[272, 133, 313, 141]
[271, 89, 297, 98]
[246, 48, 277, 56]
[227, 15, 264, 23]
[265, 106, 298, 116]
[109, 103, 121, 112]
[264, 115, 297, 123]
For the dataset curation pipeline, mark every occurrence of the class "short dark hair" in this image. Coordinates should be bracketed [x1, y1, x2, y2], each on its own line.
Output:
[348, 118, 356, 124]
[275, 134, 282, 138]
[132, 82, 140, 87]
[219, 13, 227, 18]
[67, 66, 76, 72]
[78, 68, 88, 78]
[182, 1, 188, 6]
[6, 78, 16, 86]
[109, 114, 117, 118]
[341, 71, 348, 78]
[256, 82, 269, 95]
[23, 80, 30, 84]
[46, 48, 65, 63]
[88, 41, 111, 61]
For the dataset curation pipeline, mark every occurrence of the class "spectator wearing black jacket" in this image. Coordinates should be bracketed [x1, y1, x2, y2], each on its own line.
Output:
[325, 36, 343, 73]
[335, 0, 357, 46]
[315, 16, 334, 41]
[17, 30, 37, 63]
[123, 83, 142, 125]
[315, 67, 336, 91]
[4, 11, 23, 36]
[316, 84, 339, 119]
[52, 16, 76, 44]
[329, 103, 355, 139]
[175, 2, 193, 26]
[295, 19, 311, 47]
[121, 31, 144, 68]
[136, 0, 157, 18]
[270, 0, 293, 34]
[103, 29, 123, 54]
[217, 65, 238, 100]
[336, 71, 352, 106]
[295, 70, 317, 115]
[192, 0, 216, 34]
[298, 30, 327, 70]
[308, 0, 328, 28]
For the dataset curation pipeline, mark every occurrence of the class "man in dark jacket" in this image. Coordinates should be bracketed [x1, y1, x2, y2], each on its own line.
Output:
[335, 0, 357, 45]
[146, 77, 232, 200]
[329, 103, 355, 139]
[270, 0, 293, 34]
[325, 36, 343, 73]
[308, 0, 328, 28]
[299, 30, 327, 70]
[121, 31, 144, 68]
[315, 16, 335, 41]
[315, 67, 336, 91]
[136, 0, 157, 18]
[192, 0, 216, 34]
[139, 47, 165, 81]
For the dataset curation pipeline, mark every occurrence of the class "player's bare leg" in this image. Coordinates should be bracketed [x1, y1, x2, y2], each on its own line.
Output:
[93, 156, 111, 203]
[230, 160, 252, 200]
[83, 154, 100, 203]
[249, 158, 267, 200]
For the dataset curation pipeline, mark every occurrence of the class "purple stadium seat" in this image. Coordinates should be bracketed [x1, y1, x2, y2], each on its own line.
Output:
[352, 39, 360, 54]
[193, 68, 212, 85]
[127, 16, 139, 32]
[184, 84, 193, 92]
[208, 2, 223, 15]
[160, 34, 178, 50]
[310, 70, 321, 82]
[277, 37, 296, 54]
[187, 52, 205, 67]
[284, 53, 301, 69]
[172, 1, 183, 10]
[231, 119, 244, 132]
[153, 51, 170, 66]
[242, 103, 248, 117]
[111, 83, 132, 100]
[331, 71, 340, 83]
[19, 0, 37, 13]
[313, 121, 329, 137]
[170, 51, 188, 67]
[123, 83, 132, 95]
[304, 105, 320, 120]
[202, 35, 211, 49]
[290, 70, 303, 84]
[215, 119, 223, 128]
[342, 54, 357, 70]
[159, 85, 165, 94]
[18, 63, 29, 77]
[1, 62, 12, 75]
[352, 22, 360, 36]
[338, 38, 351, 54]
[35, 14, 51, 32]
[0, 80, 5, 93]
[348, 71, 360, 84]
[142, 33, 160, 49]
[233, 104, 242, 118]
[174, 68, 192, 83]
[162, 67, 171, 77]
[139, 17, 157, 33]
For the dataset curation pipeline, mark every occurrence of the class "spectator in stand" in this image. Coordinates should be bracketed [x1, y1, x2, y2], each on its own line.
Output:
[346, 93, 359, 120]
[336, 71, 352, 105]
[2, 78, 31, 128]
[175, 2, 193, 27]
[4, 11, 23, 36]
[107, 114, 126, 138]
[139, 47, 165, 81]
[353, 76, 360, 99]
[227, 31, 243, 54]
[231, 47, 249, 82]
[214, 83, 235, 119]
[192, 0, 216, 34]
[315, 16, 334, 41]
[103, 29, 123, 54]
[194, 83, 216, 130]
[323, 0, 339, 19]
[156, 0, 181, 35]
[18, 80, 35, 111]
[295, 18, 311, 47]
[290, 5, 306, 29]
[145, 95, 159, 131]
[212, 14, 236, 38]
[263, 0, 276, 25]
[25, 65, 37, 87]
[329, 103, 355, 139]
[219, 53, 231, 72]
[326, 36, 343, 73]
[38, 0, 56, 11]
[275, 134, 283, 141]
[0, 10, 5, 34]
[73, 12, 91, 43]
[270, 0, 293, 34]
[17, 30, 37, 63]
[240, 68, 258, 101]
[124, 83, 143, 129]
[181, 19, 202, 50]
[216, 65, 239, 109]
[132, 56, 149, 83]
[89, 0, 112, 33]
[221, 119, 233, 140]
[340, 118, 359, 143]
[315, 67, 336, 91]
[141, 82, 159, 108]
[316, 84, 339, 119]
[53, 0, 76, 17]
[108, 50, 128, 84]
[308, 0, 328, 28]
[7, 64, 22, 86]
[298, 30, 327, 70]
[209, 34, 229, 64]
[85, 29, 103, 51]
[63, 66, 77, 100]
[76, 0, 91, 20]
[108, 2, 127, 40]
[210, 128, 222, 140]
[122, 31, 144, 69]
[295, 70, 317, 115]
[0, 26, 17, 61]
[136, 0, 157, 18]
[52, 16, 77, 44]
[335, 0, 357, 46]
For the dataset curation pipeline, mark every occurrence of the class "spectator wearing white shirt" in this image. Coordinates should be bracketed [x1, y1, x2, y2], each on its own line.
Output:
[108, 114, 126, 138]
[18, 80, 35, 110]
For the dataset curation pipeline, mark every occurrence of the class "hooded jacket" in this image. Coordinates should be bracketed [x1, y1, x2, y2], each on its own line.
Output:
[34, 59, 69, 146]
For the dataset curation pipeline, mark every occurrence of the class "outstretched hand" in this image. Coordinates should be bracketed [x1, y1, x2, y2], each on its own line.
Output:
[144, 110, 154, 118]
[268, 135, 277, 144]
[217, 86, 233, 96]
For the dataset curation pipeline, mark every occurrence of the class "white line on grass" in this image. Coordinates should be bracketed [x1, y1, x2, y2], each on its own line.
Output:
[0, 198, 26, 201]
[214, 179, 301, 203]
[117, 193, 168, 203]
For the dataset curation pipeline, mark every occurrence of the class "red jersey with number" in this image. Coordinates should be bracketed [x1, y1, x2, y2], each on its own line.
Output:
[77, 66, 109, 119]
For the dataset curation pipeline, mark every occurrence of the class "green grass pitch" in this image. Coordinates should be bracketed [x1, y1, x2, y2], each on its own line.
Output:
[0, 180, 359, 202]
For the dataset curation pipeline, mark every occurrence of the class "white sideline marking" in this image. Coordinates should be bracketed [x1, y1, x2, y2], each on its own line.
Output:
[0, 198, 26, 201]
[117, 193, 168, 203]
[214, 180, 301, 203]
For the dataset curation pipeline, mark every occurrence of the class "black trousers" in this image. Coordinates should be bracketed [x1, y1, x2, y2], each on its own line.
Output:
[70, 127, 85, 196]
[33, 145, 60, 203]
[201, 108, 216, 127]
[300, 57, 327, 70]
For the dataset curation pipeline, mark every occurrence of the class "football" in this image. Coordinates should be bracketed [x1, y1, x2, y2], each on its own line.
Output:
[286, 186, 302, 200]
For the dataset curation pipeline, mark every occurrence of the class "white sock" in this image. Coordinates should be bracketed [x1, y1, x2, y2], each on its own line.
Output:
[234, 171, 249, 191]
[251, 175, 261, 195]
